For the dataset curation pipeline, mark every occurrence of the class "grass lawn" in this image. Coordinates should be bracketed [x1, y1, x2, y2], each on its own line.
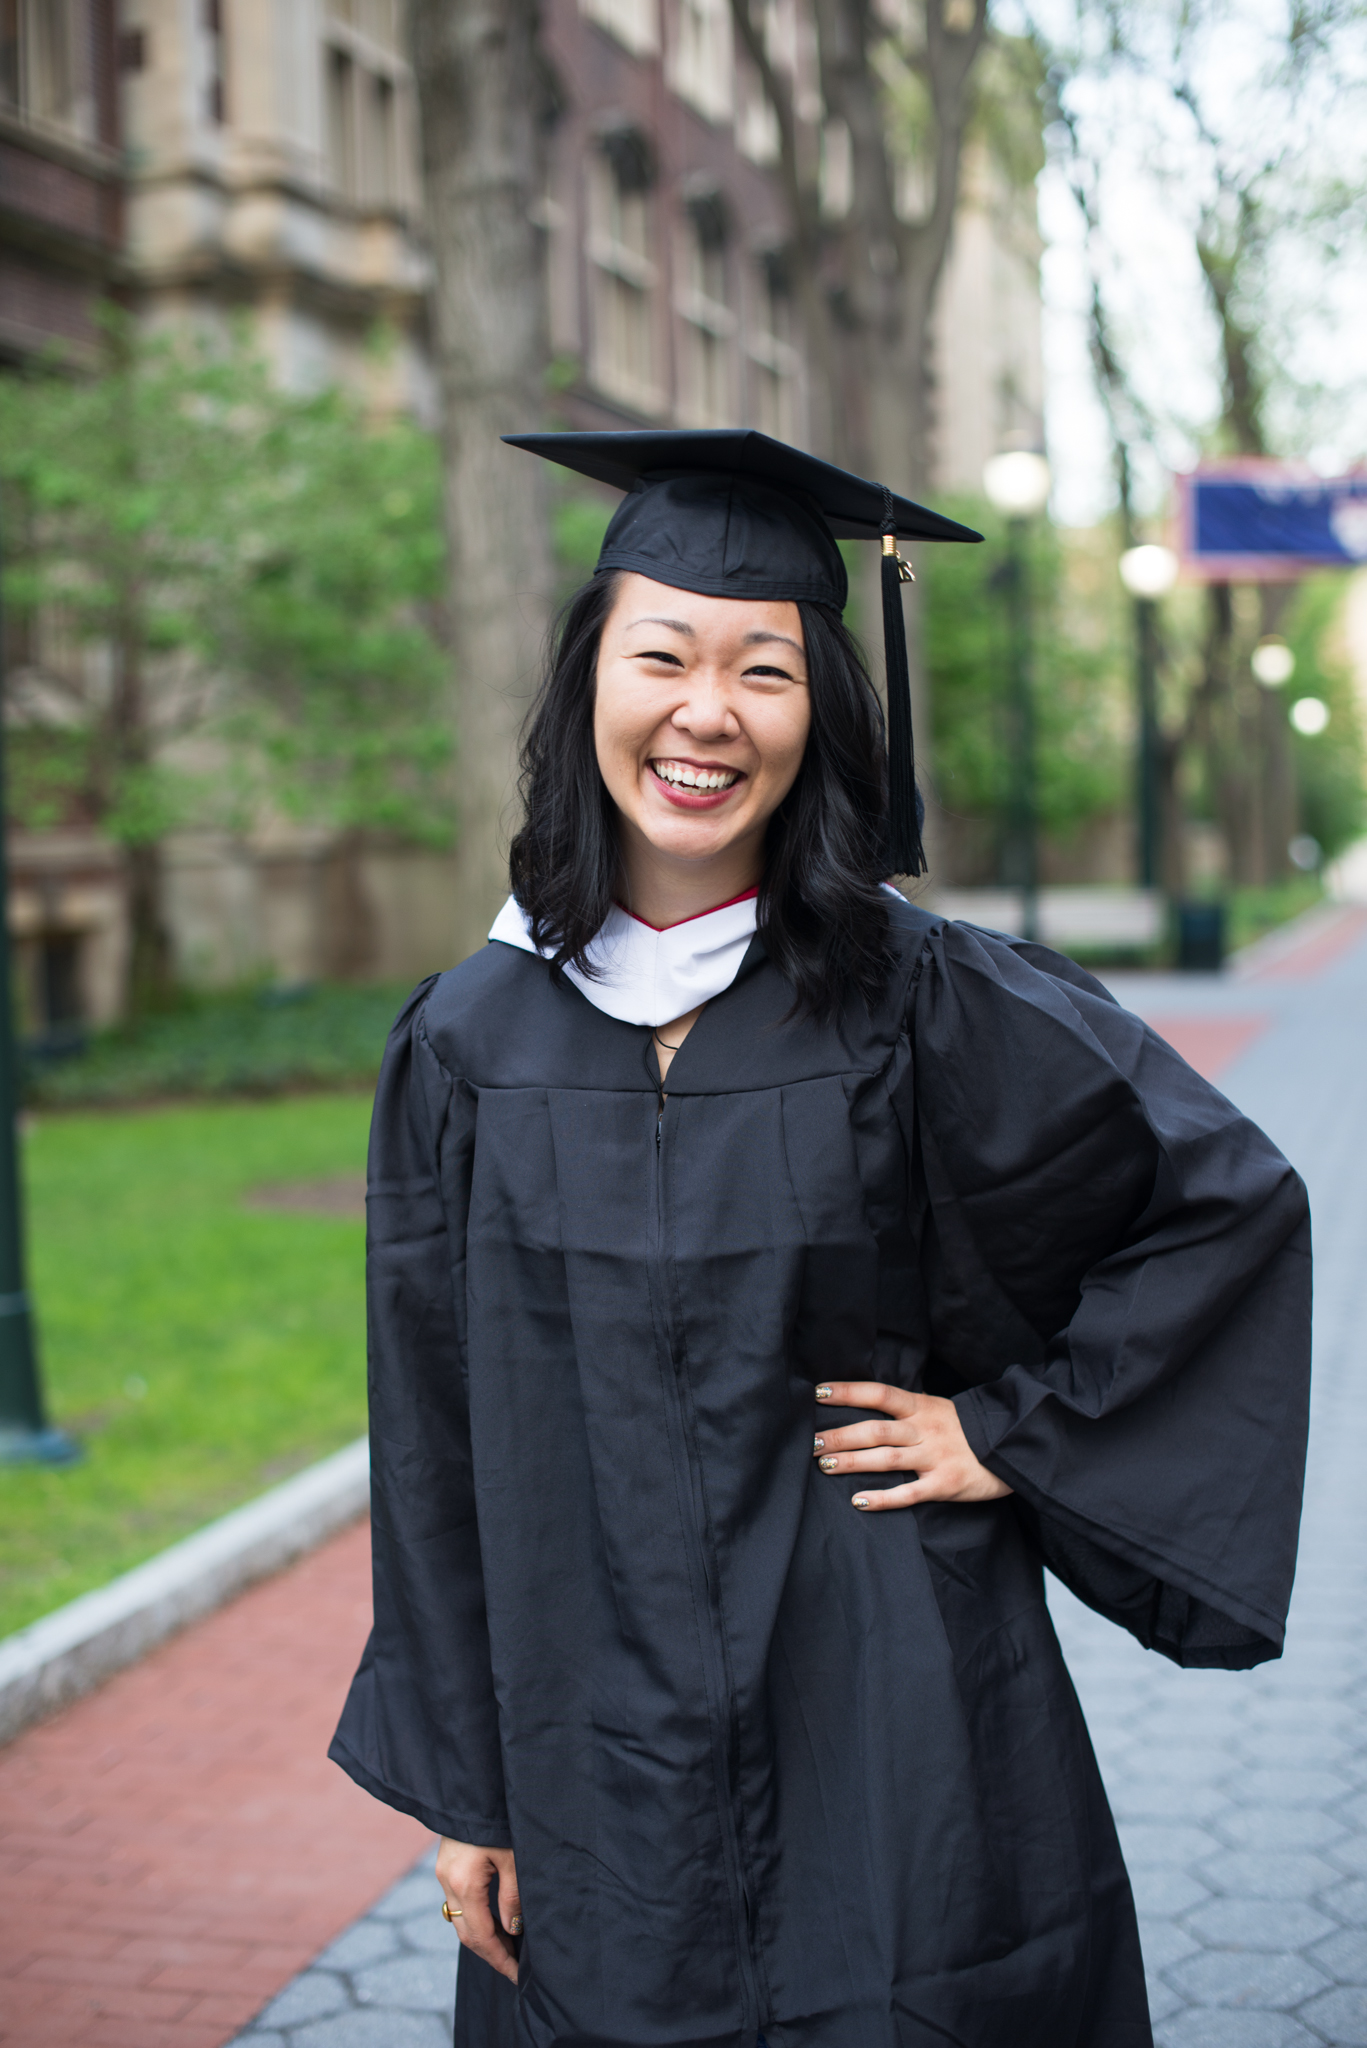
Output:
[0, 1092, 371, 1641]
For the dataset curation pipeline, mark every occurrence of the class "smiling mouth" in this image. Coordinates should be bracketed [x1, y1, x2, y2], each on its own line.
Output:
[649, 759, 743, 793]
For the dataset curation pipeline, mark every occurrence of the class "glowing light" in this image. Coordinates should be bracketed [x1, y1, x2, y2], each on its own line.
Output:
[982, 451, 1051, 518]
[1118, 545, 1179, 598]
[1290, 697, 1330, 735]
[1251, 638, 1296, 688]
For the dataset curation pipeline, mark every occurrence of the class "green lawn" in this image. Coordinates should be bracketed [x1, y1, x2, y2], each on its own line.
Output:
[0, 1093, 371, 1641]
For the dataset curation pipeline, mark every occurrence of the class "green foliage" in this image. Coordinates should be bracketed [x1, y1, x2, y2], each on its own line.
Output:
[925, 499, 1129, 858]
[0, 315, 451, 849]
[22, 978, 409, 1109]
[0, 1094, 370, 1638]
[5, 727, 93, 831]
[1281, 575, 1367, 859]
[552, 474, 616, 592]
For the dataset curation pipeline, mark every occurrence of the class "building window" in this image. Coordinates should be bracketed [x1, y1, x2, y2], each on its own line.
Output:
[747, 249, 798, 439]
[322, 5, 411, 210]
[667, 0, 733, 125]
[587, 143, 659, 414]
[677, 186, 735, 427]
[581, 0, 659, 57]
[39, 932, 83, 1033]
[204, 0, 226, 124]
[735, 55, 779, 166]
[326, 45, 358, 196]
[0, 0, 94, 142]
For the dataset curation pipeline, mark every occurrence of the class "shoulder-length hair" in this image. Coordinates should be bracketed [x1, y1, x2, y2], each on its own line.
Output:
[507, 570, 897, 1019]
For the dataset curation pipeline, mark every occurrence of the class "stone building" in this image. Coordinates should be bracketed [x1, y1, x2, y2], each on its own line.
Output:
[2, 0, 1044, 1033]
[0, 2, 126, 1039]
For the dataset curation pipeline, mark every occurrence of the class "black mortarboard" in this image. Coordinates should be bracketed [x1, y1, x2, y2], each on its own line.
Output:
[504, 429, 981, 878]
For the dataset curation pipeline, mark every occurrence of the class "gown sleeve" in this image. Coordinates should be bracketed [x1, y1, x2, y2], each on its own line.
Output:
[909, 919, 1311, 1671]
[328, 981, 511, 1844]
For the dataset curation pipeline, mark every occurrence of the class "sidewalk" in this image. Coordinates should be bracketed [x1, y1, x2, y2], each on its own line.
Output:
[0, 1520, 429, 2047]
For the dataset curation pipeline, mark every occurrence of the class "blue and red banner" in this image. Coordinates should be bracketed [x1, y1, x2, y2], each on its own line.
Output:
[1177, 460, 1367, 580]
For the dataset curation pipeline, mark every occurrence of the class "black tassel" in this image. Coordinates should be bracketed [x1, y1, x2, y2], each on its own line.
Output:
[880, 517, 927, 878]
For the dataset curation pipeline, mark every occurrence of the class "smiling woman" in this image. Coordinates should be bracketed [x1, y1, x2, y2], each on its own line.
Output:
[330, 431, 1310, 2048]
[588, 575, 814, 1074]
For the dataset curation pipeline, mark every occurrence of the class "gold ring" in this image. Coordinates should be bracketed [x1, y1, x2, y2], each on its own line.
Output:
[442, 1901, 463, 1922]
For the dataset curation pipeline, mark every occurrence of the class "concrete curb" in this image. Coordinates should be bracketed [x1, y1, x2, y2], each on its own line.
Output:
[0, 1437, 369, 1746]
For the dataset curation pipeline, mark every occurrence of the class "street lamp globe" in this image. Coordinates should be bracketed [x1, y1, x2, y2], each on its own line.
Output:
[1118, 544, 1179, 599]
[983, 450, 1051, 518]
[1251, 637, 1296, 688]
[1290, 696, 1330, 736]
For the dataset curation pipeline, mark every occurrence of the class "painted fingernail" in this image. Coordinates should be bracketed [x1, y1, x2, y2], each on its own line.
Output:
[852, 1494, 871, 1508]
[815, 1384, 832, 1401]
[510, 1916, 523, 1935]
[813, 1435, 825, 1451]
[819, 1455, 838, 1472]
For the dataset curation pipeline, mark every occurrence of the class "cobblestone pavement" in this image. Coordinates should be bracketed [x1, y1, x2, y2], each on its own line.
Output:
[231, 911, 1367, 2048]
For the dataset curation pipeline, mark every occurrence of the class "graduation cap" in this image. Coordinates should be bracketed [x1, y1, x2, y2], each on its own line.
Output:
[504, 429, 982, 878]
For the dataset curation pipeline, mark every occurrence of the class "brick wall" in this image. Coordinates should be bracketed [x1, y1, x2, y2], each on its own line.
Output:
[0, 249, 99, 349]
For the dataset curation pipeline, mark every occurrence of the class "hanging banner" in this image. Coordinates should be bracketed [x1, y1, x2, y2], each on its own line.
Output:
[1177, 459, 1367, 581]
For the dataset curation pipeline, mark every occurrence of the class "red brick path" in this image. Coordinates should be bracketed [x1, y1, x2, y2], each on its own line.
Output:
[0, 1518, 428, 2048]
[1146, 1013, 1271, 1083]
[1248, 903, 1367, 982]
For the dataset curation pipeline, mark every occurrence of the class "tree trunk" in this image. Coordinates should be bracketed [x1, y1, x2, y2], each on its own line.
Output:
[106, 603, 175, 1020]
[124, 840, 174, 1018]
[732, 0, 987, 878]
[408, 0, 555, 962]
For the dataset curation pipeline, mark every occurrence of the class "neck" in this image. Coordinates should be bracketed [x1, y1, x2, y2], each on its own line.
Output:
[616, 826, 762, 932]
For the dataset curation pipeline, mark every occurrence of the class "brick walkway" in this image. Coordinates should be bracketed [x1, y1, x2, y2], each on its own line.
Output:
[0, 1521, 429, 2047]
[8, 909, 1367, 2048]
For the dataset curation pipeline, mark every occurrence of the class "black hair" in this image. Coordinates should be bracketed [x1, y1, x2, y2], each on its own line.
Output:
[507, 571, 896, 1020]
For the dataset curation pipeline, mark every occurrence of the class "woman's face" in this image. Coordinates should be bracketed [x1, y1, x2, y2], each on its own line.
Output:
[594, 572, 812, 873]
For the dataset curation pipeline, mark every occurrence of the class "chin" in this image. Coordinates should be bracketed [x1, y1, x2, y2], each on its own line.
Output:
[640, 821, 738, 861]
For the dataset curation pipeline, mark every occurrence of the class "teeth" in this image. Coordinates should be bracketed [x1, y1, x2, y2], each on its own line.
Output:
[653, 761, 739, 791]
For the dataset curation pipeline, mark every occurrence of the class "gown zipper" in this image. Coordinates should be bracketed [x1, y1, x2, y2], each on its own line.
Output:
[651, 1090, 766, 2033]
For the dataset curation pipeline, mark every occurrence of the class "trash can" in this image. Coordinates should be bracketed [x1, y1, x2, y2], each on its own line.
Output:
[1176, 900, 1226, 972]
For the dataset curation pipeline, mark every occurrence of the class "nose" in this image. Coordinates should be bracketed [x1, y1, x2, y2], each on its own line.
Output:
[670, 669, 740, 742]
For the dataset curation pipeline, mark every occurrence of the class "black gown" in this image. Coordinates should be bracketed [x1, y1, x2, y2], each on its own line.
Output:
[330, 898, 1311, 2048]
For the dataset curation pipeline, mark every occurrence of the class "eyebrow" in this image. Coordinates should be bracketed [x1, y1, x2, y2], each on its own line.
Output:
[742, 628, 805, 657]
[624, 619, 806, 660]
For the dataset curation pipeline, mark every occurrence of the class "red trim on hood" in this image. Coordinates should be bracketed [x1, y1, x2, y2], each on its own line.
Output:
[617, 886, 759, 934]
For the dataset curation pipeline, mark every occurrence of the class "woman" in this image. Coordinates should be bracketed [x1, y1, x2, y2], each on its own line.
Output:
[331, 431, 1311, 2048]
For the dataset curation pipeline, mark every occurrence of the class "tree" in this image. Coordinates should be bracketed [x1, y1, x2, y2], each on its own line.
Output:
[1033, 0, 1367, 887]
[407, 0, 557, 960]
[925, 494, 1128, 876]
[0, 320, 448, 1015]
[730, 0, 992, 864]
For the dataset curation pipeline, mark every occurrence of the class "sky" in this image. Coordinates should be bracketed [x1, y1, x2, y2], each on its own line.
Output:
[996, 0, 1367, 527]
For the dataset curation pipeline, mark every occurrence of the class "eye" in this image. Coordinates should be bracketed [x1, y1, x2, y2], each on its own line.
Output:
[631, 647, 686, 667]
[742, 663, 796, 681]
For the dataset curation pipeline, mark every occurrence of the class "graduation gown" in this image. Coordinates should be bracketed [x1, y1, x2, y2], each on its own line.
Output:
[330, 897, 1311, 2048]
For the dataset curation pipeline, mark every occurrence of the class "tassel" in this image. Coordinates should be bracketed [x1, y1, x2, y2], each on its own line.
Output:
[881, 522, 927, 878]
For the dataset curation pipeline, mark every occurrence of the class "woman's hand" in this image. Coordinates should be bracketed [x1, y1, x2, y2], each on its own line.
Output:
[435, 1837, 522, 1982]
[813, 1380, 1012, 1509]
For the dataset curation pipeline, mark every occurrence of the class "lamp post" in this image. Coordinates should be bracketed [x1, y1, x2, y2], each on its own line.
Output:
[1118, 543, 1179, 890]
[0, 530, 78, 1465]
[983, 450, 1051, 943]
